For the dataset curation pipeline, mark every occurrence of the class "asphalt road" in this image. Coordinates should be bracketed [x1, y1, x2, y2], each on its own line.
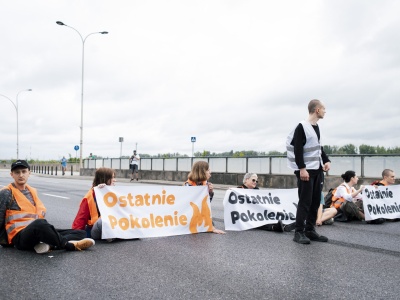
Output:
[1, 170, 400, 300]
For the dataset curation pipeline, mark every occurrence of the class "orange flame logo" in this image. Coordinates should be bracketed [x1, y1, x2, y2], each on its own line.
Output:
[189, 195, 213, 233]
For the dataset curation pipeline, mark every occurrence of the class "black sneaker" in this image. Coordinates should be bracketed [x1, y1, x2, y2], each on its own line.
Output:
[366, 218, 386, 224]
[305, 230, 328, 242]
[272, 220, 284, 232]
[284, 222, 296, 232]
[293, 231, 311, 244]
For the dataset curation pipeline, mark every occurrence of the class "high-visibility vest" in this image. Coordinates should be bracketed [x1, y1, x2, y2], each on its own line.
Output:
[84, 189, 100, 226]
[184, 180, 207, 186]
[286, 120, 323, 170]
[331, 184, 351, 209]
[4, 184, 46, 243]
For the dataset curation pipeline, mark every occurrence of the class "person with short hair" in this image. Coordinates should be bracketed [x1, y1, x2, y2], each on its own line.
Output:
[0, 160, 94, 254]
[373, 169, 396, 186]
[286, 99, 330, 244]
[184, 161, 225, 234]
[372, 169, 398, 221]
[129, 150, 140, 182]
[237, 173, 296, 232]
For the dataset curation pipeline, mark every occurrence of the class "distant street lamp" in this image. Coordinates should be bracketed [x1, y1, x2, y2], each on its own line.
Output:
[0, 89, 32, 159]
[119, 137, 124, 158]
[56, 21, 108, 168]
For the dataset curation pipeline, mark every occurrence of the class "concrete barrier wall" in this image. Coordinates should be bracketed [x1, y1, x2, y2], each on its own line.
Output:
[80, 168, 396, 191]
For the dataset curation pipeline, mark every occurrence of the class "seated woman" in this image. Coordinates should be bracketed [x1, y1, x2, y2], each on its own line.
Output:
[72, 168, 122, 240]
[184, 161, 225, 234]
[332, 170, 371, 222]
[237, 173, 295, 232]
[316, 192, 337, 226]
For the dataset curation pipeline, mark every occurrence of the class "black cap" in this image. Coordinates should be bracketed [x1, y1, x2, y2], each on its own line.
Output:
[11, 160, 30, 171]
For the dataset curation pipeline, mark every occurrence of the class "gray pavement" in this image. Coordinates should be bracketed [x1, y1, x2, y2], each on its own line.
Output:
[1, 170, 400, 300]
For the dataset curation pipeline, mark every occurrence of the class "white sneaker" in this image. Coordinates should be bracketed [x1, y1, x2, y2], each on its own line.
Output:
[34, 242, 51, 254]
[69, 238, 95, 251]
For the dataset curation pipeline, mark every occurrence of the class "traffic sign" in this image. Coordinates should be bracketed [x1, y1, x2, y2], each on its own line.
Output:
[191, 137, 196, 142]
[74, 145, 79, 151]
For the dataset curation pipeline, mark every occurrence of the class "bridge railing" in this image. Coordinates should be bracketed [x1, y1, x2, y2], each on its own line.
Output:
[83, 154, 400, 177]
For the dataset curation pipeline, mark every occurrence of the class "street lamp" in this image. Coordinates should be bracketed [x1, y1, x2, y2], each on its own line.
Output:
[0, 89, 32, 159]
[56, 21, 108, 168]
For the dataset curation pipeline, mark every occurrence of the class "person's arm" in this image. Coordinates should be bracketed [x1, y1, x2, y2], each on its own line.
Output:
[72, 198, 90, 230]
[292, 124, 306, 169]
[352, 186, 364, 200]
[0, 190, 12, 245]
[316, 204, 323, 225]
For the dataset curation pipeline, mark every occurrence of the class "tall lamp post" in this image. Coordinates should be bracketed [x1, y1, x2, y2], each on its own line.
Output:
[0, 89, 32, 159]
[56, 21, 108, 168]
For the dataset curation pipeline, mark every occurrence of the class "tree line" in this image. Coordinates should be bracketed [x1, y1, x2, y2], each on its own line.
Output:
[142, 144, 400, 158]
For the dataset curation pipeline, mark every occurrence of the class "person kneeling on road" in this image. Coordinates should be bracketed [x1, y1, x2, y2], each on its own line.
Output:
[237, 173, 296, 233]
[0, 160, 94, 254]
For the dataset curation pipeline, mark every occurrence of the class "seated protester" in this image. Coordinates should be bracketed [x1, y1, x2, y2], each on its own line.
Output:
[72, 168, 120, 240]
[372, 169, 399, 222]
[237, 173, 295, 232]
[332, 170, 385, 224]
[184, 161, 225, 234]
[0, 160, 94, 254]
[372, 169, 396, 186]
[316, 192, 337, 226]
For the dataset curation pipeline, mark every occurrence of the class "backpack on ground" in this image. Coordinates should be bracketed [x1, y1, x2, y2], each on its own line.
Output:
[323, 188, 336, 209]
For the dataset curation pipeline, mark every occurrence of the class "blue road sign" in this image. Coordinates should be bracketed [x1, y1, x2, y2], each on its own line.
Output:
[74, 145, 79, 151]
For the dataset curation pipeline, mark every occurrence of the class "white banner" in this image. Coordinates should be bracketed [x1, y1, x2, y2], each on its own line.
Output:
[223, 188, 298, 231]
[362, 185, 400, 221]
[94, 185, 214, 239]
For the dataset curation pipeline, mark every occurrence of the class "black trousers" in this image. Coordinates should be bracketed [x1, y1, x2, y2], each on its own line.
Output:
[12, 219, 86, 251]
[295, 170, 324, 232]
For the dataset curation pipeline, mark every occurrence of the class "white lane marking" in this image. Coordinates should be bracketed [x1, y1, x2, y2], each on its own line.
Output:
[42, 193, 69, 199]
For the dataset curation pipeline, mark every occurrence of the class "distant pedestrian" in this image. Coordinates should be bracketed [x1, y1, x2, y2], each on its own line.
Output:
[286, 99, 331, 244]
[129, 150, 140, 182]
[61, 156, 67, 175]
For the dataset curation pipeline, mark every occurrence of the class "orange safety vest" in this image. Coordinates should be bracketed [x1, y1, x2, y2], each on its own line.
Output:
[84, 189, 100, 226]
[4, 184, 46, 244]
[184, 179, 207, 186]
[331, 184, 351, 209]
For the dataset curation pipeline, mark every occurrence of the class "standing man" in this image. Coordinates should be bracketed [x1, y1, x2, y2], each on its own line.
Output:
[61, 156, 67, 175]
[129, 150, 140, 182]
[286, 99, 331, 244]
[0, 160, 94, 253]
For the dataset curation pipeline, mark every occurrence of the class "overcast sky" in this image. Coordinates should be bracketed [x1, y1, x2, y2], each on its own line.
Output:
[1, 0, 399, 160]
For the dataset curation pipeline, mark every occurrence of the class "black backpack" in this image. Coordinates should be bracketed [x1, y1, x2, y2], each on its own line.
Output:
[323, 188, 336, 209]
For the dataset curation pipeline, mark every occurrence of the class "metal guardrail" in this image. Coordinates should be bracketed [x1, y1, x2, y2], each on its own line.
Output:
[83, 154, 400, 178]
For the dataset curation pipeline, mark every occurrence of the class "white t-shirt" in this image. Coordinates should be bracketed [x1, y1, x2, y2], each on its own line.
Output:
[130, 153, 140, 165]
[334, 183, 362, 202]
